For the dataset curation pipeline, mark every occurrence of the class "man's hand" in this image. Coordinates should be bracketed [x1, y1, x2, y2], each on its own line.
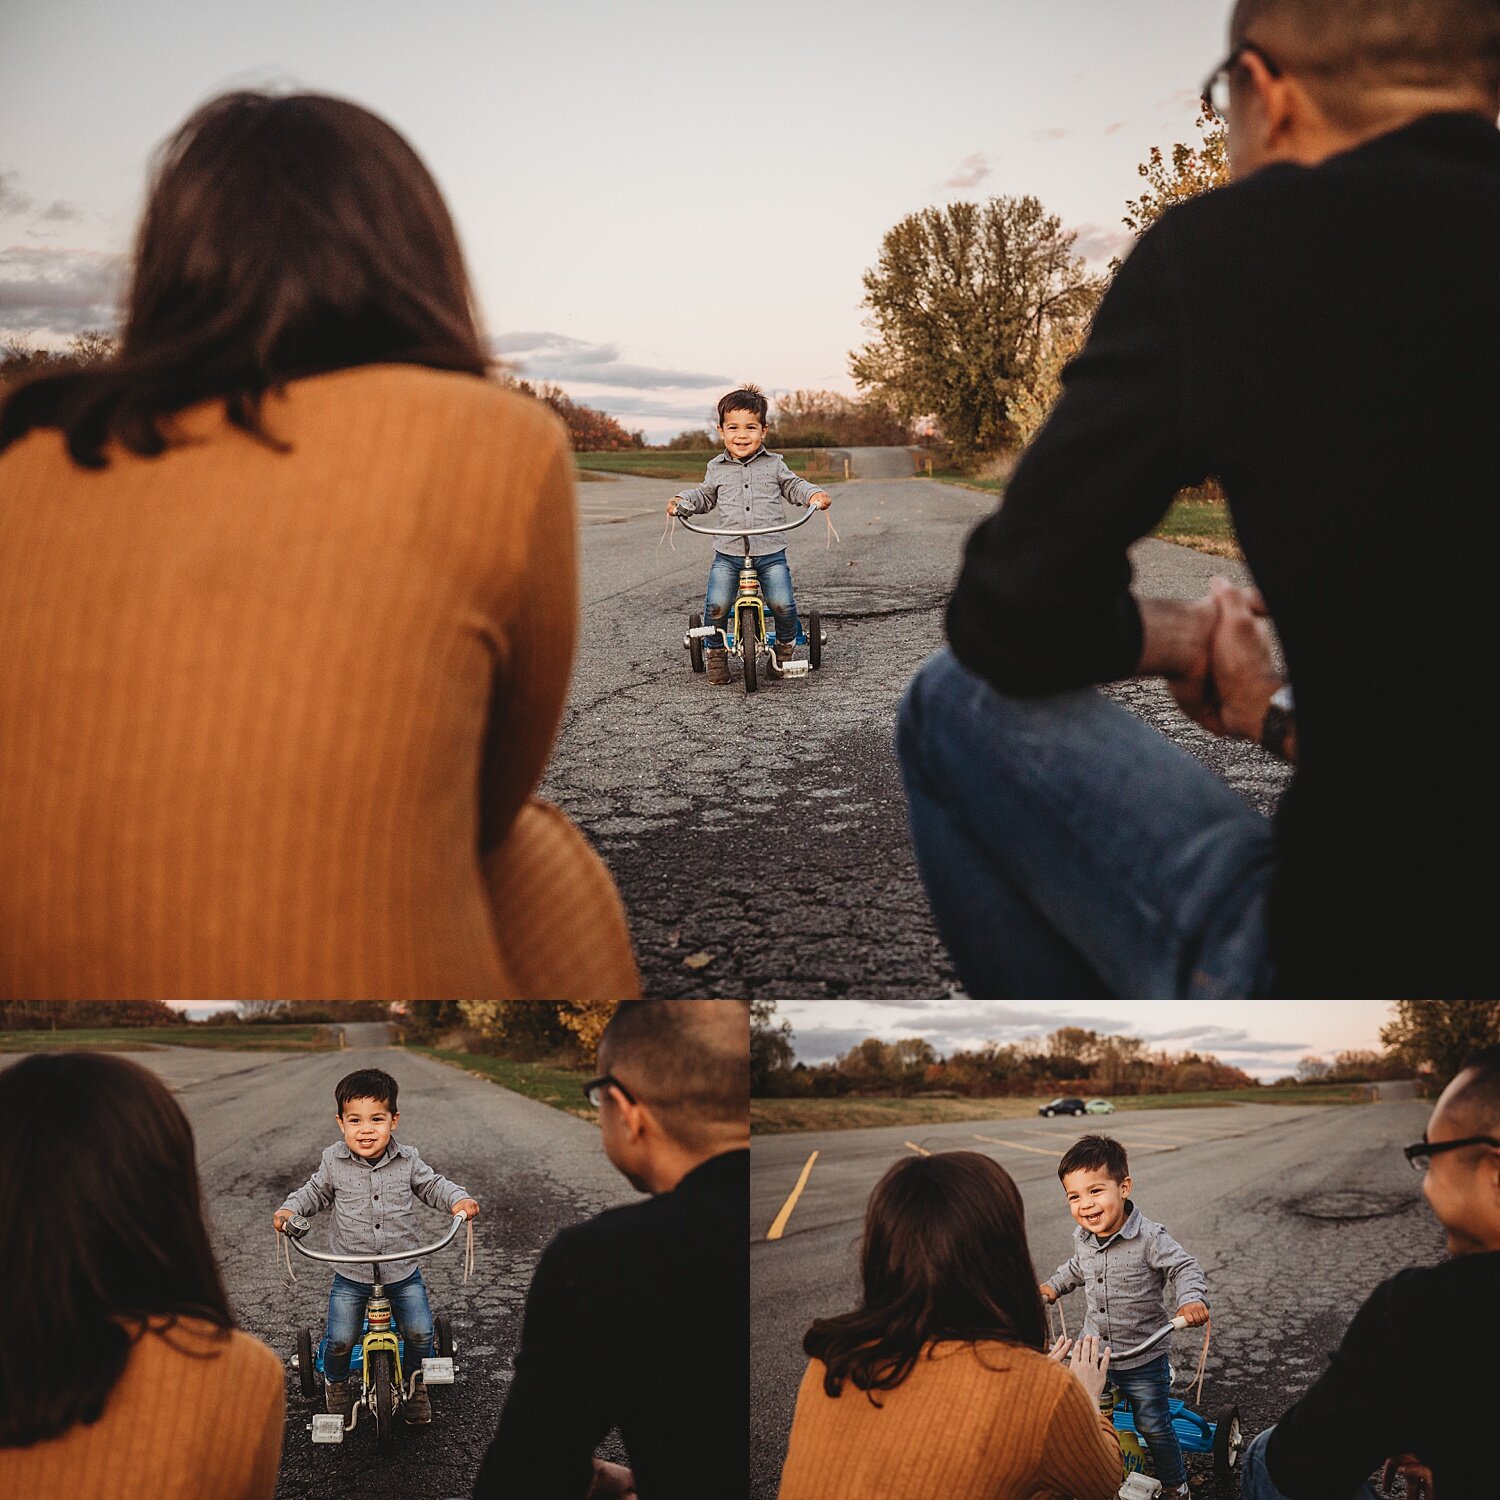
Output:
[452, 1198, 480, 1220]
[1065, 1333, 1112, 1406]
[810, 491, 831, 510]
[1382, 1453, 1435, 1500]
[1176, 1300, 1210, 1327]
[586, 1459, 638, 1498]
[1039, 1282, 1058, 1304]
[1207, 576, 1287, 747]
[273, 1208, 293, 1232]
[1136, 594, 1224, 732]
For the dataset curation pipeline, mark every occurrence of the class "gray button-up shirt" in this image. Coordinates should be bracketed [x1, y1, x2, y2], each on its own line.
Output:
[1046, 1200, 1209, 1370]
[673, 448, 824, 557]
[279, 1138, 471, 1286]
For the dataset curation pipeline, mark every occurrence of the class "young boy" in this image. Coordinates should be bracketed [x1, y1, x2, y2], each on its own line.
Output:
[273, 1067, 478, 1425]
[1039, 1134, 1209, 1500]
[666, 385, 831, 683]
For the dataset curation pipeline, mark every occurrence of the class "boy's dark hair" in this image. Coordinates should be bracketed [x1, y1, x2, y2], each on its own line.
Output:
[1058, 1133, 1129, 1184]
[717, 385, 768, 426]
[336, 1068, 399, 1115]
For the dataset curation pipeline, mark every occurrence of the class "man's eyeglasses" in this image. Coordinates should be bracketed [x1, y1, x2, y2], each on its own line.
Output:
[1201, 41, 1282, 116]
[1403, 1135, 1500, 1171]
[582, 1073, 637, 1109]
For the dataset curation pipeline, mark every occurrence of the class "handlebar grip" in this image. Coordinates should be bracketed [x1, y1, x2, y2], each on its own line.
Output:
[281, 1213, 310, 1240]
[1170, 1314, 1189, 1330]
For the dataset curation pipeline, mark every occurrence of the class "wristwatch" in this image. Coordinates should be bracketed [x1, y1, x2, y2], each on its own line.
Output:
[1260, 683, 1296, 760]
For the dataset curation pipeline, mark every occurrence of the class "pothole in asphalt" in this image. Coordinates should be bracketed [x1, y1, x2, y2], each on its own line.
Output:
[1290, 1189, 1416, 1222]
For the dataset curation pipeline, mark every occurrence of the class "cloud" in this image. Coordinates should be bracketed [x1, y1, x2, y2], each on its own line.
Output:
[492, 330, 729, 390]
[1157, 88, 1204, 114]
[0, 245, 125, 337]
[943, 152, 991, 190]
[38, 200, 82, 224]
[0, 171, 33, 217]
[1070, 222, 1133, 263]
[1031, 127, 1070, 143]
[1104, 121, 1128, 136]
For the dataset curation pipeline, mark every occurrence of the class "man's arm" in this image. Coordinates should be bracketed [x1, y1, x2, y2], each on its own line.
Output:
[472, 1227, 614, 1500]
[946, 215, 1211, 696]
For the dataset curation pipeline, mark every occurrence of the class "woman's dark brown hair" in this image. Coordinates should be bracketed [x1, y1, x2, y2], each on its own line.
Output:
[0, 1052, 234, 1447]
[0, 91, 489, 468]
[803, 1151, 1046, 1401]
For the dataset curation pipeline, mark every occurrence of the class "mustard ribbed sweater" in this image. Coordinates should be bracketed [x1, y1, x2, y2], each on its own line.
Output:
[777, 1341, 1122, 1500]
[0, 1321, 283, 1500]
[0, 365, 583, 999]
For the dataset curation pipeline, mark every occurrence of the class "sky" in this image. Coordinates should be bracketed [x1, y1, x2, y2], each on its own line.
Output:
[0, 0, 1230, 438]
[771, 1000, 1397, 1083]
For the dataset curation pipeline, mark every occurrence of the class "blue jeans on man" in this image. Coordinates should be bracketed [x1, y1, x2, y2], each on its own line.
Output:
[704, 548, 800, 645]
[894, 649, 1278, 997]
[1114, 1353, 1186, 1490]
[321, 1269, 434, 1381]
[1239, 1429, 1381, 1500]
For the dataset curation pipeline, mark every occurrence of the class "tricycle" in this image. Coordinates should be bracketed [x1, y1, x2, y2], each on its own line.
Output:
[280, 1207, 467, 1454]
[676, 506, 828, 694]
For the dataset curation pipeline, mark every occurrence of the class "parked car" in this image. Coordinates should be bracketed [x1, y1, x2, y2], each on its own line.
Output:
[1084, 1098, 1116, 1114]
[1038, 1097, 1086, 1117]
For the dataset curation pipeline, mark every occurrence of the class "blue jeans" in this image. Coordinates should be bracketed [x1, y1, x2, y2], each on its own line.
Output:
[704, 548, 800, 644]
[322, 1269, 433, 1382]
[1114, 1353, 1186, 1489]
[894, 649, 1277, 997]
[1240, 1428, 1381, 1500]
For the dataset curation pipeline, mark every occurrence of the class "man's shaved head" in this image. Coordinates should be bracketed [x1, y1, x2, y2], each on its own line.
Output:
[1442, 1044, 1500, 1136]
[1230, 0, 1500, 122]
[599, 1001, 749, 1151]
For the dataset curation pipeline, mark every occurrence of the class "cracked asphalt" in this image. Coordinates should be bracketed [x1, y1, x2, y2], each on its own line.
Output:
[54, 1042, 638, 1500]
[552, 474, 1293, 997]
[749, 1098, 1445, 1499]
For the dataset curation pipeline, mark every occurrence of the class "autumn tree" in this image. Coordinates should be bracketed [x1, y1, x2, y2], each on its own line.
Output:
[502, 377, 644, 452]
[772, 390, 913, 448]
[1123, 110, 1230, 238]
[850, 196, 1101, 461]
[751, 1000, 795, 1094]
[1380, 1002, 1500, 1090]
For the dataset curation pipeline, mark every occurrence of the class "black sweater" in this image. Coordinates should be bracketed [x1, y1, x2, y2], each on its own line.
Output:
[472, 1149, 749, 1500]
[947, 113, 1500, 997]
[1265, 1250, 1497, 1498]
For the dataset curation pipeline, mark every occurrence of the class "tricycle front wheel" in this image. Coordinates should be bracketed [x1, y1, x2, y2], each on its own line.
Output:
[808, 610, 822, 669]
[371, 1350, 395, 1455]
[296, 1327, 318, 1400]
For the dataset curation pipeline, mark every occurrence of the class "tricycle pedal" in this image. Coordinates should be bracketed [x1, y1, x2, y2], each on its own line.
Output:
[310, 1413, 346, 1444]
[779, 660, 810, 678]
[420, 1356, 454, 1385]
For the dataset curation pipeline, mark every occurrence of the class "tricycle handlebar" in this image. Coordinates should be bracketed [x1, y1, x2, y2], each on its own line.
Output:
[279, 1207, 467, 1267]
[673, 505, 822, 539]
[1110, 1315, 1190, 1362]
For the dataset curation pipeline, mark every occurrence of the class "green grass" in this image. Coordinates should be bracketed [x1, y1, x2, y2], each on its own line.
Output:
[575, 448, 837, 482]
[751, 1084, 1369, 1134]
[1152, 497, 1242, 559]
[0, 1025, 336, 1052]
[927, 468, 1005, 495]
[407, 1046, 596, 1122]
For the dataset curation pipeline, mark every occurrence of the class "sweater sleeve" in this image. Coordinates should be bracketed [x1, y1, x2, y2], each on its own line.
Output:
[476, 423, 580, 853]
[1033, 1373, 1123, 1500]
[945, 215, 1208, 694]
[1265, 1274, 1414, 1499]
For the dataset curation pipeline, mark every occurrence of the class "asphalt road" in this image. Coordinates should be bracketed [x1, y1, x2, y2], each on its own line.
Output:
[54, 1043, 638, 1500]
[551, 474, 1292, 998]
[750, 1100, 1446, 1499]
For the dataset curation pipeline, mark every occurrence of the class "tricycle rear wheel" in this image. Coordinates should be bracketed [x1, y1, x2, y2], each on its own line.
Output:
[435, 1313, 453, 1359]
[1214, 1404, 1243, 1483]
[296, 1327, 318, 1400]
[687, 613, 705, 673]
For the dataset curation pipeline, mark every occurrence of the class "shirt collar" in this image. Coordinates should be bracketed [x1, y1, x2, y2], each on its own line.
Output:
[333, 1138, 401, 1167]
[713, 445, 767, 466]
[1076, 1198, 1141, 1249]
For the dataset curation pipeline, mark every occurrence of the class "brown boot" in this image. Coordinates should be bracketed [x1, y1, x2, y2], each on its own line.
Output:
[324, 1377, 353, 1419]
[705, 647, 729, 684]
[773, 638, 797, 665]
[403, 1379, 432, 1424]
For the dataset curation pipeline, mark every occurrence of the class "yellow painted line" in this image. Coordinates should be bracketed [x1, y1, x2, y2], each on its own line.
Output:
[904, 1141, 931, 1156]
[765, 1150, 819, 1241]
[973, 1134, 1064, 1157]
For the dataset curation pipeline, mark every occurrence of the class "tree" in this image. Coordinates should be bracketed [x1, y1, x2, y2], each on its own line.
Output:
[1296, 1055, 1331, 1082]
[502, 377, 644, 452]
[1123, 111, 1230, 238]
[751, 1000, 795, 1095]
[850, 196, 1102, 461]
[1380, 1002, 1500, 1090]
[771, 390, 913, 448]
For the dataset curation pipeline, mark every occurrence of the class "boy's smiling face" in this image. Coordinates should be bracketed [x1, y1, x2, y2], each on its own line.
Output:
[719, 409, 766, 460]
[1062, 1163, 1132, 1239]
[337, 1096, 398, 1159]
